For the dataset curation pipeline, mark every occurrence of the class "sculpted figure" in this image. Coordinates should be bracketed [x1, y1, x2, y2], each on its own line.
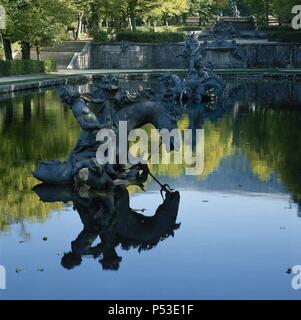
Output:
[178, 33, 225, 104]
[34, 86, 108, 186]
[33, 34, 227, 190]
[33, 76, 179, 189]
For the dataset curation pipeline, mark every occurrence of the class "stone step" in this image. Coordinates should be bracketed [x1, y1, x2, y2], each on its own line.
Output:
[14, 41, 89, 69]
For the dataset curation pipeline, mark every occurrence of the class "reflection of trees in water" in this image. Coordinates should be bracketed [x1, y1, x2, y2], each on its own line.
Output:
[145, 113, 234, 180]
[0, 95, 235, 230]
[2, 83, 301, 230]
[236, 108, 301, 207]
[0, 91, 80, 231]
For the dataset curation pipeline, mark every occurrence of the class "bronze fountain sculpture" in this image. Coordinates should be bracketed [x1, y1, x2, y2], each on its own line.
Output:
[33, 35, 225, 191]
[33, 36, 227, 270]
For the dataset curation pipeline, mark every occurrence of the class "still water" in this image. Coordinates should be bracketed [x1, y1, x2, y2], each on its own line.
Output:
[1, 79, 301, 300]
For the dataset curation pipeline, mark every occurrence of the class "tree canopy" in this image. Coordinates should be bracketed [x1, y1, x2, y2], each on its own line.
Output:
[0, 0, 299, 61]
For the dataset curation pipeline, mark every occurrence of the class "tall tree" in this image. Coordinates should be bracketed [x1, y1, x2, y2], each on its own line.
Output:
[0, 0, 14, 60]
[3, 0, 73, 60]
[187, 0, 228, 25]
[143, 0, 188, 28]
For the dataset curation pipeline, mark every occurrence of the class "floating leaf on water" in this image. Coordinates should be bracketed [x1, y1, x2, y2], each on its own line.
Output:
[42, 237, 48, 241]
[286, 268, 293, 274]
[16, 268, 24, 273]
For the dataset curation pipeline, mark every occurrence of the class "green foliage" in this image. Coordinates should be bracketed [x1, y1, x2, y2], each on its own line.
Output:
[175, 26, 204, 31]
[115, 30, 185, 42]
[136, 25, 204, 32]
[241, 0, 300, 26]
[0, 0, 74, 54]
[188, 0, 226, 21]
[43, 59, 57, 73]
[143, 0, 189, 22]
[0, 59, 56, 76]
[90, 29, 109, 42]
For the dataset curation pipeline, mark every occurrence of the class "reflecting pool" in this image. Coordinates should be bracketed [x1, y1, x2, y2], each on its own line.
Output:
[1, 79, 301, 300]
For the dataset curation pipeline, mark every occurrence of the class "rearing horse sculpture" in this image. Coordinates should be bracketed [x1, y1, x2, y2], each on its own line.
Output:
[33, 82, 179, 188]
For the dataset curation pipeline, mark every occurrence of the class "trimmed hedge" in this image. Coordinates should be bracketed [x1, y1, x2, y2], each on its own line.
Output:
[177, 26, 204, 32]
[268, 31, 301, 43]
[115, 31, 185, 43]
[90, 29, 108, 42]
[0, 59, 56, 77]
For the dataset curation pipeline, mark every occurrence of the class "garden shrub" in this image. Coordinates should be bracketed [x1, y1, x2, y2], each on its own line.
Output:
[0, 59, 56, 77]
[43, 59, 57, 72]
[90, 29, 108, 42]
[115, 31, 185, 43]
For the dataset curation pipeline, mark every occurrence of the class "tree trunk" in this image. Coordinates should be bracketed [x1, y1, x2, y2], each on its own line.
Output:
[4, 100, 13, 128]
[21, 41, 31, 60]
[128, 16, 133, 31]
[23, 96, 32, 121]
[132, 16, 137, 31]
[36, 46, 40, 61]
[153, 21, 157, 32]
[76, 13, 83, 40]
[2, 36, 13, 60]
[142, 19, 148, 27]
[199, 15, 203, 26]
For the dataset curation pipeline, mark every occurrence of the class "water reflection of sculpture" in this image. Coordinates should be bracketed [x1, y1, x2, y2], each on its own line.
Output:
[34, 184, 180, 270]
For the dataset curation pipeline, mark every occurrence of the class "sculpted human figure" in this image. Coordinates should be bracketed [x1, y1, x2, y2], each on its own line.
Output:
[35, 81, 155, 189]
[34, 85, 116, 187]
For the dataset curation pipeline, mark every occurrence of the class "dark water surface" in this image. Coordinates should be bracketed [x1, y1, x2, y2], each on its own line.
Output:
[1, 79, 301, 300]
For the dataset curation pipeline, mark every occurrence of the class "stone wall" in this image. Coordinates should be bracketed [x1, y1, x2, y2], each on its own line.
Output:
[86, 42, 301, 70]
[90, 43, 184, 69]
